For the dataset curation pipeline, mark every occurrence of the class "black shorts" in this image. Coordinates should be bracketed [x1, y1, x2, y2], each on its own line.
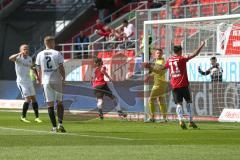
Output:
[94, 84, 113, 99]
[172, 87, 192, 104]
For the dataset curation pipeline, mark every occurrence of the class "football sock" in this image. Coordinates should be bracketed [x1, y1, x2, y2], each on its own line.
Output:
[48, 107, 57, 127]
[148, 102, 155, 118]
[98, 108, 103, 114]
[113, 99, 121, 111]
[22, 102, 29, 118]
[97, 99, 103, 109]
[32, 102, 39, 118]
[186, 103, 193, 122]
[57, 104, 64, 124]
[159, 103, 167, 120]
[176, 104, 183, 121]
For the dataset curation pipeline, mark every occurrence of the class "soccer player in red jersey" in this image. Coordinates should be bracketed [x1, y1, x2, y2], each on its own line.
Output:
[92, 58, 127, 119]
[164, 42, 205, 129]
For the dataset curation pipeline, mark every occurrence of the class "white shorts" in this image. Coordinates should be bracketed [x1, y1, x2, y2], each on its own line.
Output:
[42, 83, 62, 102]
[17, 82, 36, 98]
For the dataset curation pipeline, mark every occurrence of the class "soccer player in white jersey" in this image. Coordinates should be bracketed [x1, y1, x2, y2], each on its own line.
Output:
[9, 44, 42, 123]
[36, 36, 66, 133]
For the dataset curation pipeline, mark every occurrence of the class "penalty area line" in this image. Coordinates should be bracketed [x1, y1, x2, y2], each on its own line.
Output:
[0, 127, 147, 141]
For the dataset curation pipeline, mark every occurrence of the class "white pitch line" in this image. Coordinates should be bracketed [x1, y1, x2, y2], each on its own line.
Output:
[0, 127, 139, 141]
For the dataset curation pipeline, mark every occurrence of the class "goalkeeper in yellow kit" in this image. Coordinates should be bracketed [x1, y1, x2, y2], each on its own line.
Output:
[144, 48, 168, 122]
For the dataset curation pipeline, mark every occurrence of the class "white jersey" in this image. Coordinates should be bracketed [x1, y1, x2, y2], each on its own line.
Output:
[123, 23, 134, 40]
[36, 49, 64, 84]
[15, 55, 32, 83]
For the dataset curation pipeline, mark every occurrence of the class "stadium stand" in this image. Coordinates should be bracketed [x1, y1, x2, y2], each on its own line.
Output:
[56, 0, 240, 60]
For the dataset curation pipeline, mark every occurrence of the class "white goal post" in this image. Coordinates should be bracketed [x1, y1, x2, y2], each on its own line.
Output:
[143, 14, 240, 121]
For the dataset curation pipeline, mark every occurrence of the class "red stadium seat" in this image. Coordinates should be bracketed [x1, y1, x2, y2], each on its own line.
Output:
[189, 6, 198, 17]
[160, 10, 166, 19]
[216, 3, 228, 15]
[188, 29, 197, 36]
[201, 4, 213, 16]
[174, 38, 182, 45]
[160, 39, 165, 47]
[174, 28, 184, 36]
[231, 2, 238, 10]
[175, 0, 183, 7]
[160, 27, 165, 36]
[187, 0, 195, 4]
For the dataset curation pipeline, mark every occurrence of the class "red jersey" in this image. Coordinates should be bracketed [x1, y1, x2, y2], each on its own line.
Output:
[95, 23, 105, 32]
[165, 55, 190, 89]
[92, 66, 107, 87]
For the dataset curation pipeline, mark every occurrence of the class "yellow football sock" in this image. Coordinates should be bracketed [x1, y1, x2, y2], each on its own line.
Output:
[159, 103, 167, 120]
[148, 102, 155, 119]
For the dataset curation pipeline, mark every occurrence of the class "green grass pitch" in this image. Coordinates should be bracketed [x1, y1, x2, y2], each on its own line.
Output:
[0, 111, 240, 160]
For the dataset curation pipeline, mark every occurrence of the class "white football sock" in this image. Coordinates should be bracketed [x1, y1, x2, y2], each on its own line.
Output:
[97, 99, 103, 109]
[187, 103, 193, 122]
[176, 104, 183, 121]
[113, 98, 121, 111]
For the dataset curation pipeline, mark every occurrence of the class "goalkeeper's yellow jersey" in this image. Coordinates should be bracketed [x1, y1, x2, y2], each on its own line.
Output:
[151, 58, 166, 86]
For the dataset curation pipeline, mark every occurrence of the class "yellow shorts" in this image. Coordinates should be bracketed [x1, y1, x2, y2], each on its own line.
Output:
[150, 85, 167, 99]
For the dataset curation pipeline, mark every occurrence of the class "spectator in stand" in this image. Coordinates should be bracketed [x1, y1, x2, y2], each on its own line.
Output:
[95, 19, 111, 41]
[121, 19, 135, 49]
[109, 28, 124, 41]
[74, 31, 89, 59]
[115, 28, 125, 41]
[108, 28, 125, 49]
[122, 19, 135, 40]
[109, 28, 117, 41]
[95, 19, 106, 33]
[96, 25, 111, 41]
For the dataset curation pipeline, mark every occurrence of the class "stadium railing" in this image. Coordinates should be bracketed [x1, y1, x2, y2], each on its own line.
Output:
[57, 1, 240, 60]
[58, 39, 138, 59]
[73, 1, 148, 43]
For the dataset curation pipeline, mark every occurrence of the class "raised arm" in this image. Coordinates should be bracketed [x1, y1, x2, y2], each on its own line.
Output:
[198, 66, 211, 75]
[186, 41, 205, 60]
[9, 52, 21, 62]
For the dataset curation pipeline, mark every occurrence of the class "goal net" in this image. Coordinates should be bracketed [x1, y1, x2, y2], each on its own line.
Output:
[143, 14, 240, 121]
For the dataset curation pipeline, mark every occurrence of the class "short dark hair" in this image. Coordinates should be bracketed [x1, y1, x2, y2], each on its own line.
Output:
[173, 45, 182, 53]
[94, 57, 103, 65]
[123, 19, 128, 24]
[44, 36, 55, 43]
[210, 56, 216, 60]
